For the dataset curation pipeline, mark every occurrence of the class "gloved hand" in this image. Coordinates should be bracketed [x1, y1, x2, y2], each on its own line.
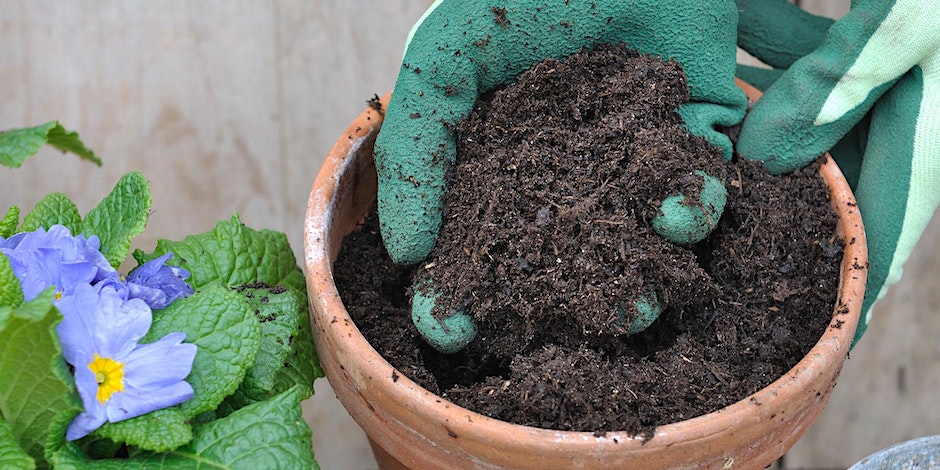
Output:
[735, 0, 940, 345]
[375, 0, 747, 353]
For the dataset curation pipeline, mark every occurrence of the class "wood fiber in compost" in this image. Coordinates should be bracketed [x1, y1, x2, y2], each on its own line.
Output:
[333, 44, 841, 436]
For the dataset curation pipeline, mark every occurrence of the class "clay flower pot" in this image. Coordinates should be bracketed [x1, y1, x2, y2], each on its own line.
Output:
[303, 82, 867, 469]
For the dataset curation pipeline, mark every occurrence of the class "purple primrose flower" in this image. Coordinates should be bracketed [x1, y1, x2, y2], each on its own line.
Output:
[56, 282, 197, 441]
[2, 225, 197, 441]
[125, 253, 194, 309]
[0, 225, 118, 300]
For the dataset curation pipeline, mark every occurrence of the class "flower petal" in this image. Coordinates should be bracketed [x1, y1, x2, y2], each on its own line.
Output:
[1, 247, 52, 301]
[0, 231, 27, 249]
[124, 283, 168, 310]
[55, 260, 98, 293]
[71, 359, 103, 412]
[65, 366, 108, 441]
[91, 289, 152, 359]
[126, 253, 193, 309]
[122, 333, 196, 390]
[126, 253, 173, 280]
[105, 380, 194, 424]
[1, 225, 118, 300]
[66, 408, 108, 441]
[55, 284, 101, 365]
[80, 234, 119, 283]
[100, 333, 196, 423]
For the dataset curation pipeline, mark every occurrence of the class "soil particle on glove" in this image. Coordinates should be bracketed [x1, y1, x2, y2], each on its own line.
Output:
[334, 43, 841, 437]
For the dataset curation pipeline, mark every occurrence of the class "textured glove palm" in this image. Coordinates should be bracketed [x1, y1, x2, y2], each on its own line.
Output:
[735, 0, 940, 345]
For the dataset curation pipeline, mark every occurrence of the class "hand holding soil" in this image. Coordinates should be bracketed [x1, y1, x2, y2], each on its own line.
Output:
[334, 37, 845, 437]
[373, 1, 747, 353]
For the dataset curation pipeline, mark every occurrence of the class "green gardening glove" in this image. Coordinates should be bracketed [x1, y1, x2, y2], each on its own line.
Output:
[375, 0, 747, 353]
[735, 0, 940, 345]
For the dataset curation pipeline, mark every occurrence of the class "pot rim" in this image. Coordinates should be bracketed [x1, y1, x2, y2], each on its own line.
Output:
[304, 81, 867, 457]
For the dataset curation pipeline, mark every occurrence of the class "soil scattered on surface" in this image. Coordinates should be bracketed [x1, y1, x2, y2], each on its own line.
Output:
[334, 44, 841, 437]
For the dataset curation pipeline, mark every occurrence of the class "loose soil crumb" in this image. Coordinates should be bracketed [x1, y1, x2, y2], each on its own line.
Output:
[334, 44, 841, 437]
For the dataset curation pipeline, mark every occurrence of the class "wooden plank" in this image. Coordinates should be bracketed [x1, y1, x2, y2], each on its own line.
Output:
[0, 0, 283, 261]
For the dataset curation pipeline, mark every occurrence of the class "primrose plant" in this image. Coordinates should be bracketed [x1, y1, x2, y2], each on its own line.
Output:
[0, 122, 323, 469]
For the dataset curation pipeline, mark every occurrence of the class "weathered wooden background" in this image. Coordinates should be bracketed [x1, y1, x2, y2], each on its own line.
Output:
[2, 1, 936, 468]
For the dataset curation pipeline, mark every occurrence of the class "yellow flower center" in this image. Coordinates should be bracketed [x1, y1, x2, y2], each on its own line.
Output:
[88, 354, 125, 404]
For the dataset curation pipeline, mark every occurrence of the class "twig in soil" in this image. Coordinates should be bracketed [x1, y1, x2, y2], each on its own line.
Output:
[746, 208, 762, 247]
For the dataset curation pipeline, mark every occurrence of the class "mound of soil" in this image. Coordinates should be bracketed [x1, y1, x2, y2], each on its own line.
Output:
[334, 44, 842, 437]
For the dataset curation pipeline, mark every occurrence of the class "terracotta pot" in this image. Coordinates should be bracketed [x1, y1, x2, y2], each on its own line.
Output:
[303, 81, 867, 469]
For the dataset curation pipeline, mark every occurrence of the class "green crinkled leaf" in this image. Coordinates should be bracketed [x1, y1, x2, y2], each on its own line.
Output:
[0, 206, 19, 239]
[182, 385, 316, 469]
[45, 123, 102, 166]
[52, 386, 317, 469]
[51, 442, 191, 469]
[144, 284, 261, 419]
[134, 214, 306, 293]
[81, 171, 152, 268]
[218, 286, 300, 414]
[0, 121, 101, 168]
[91, 407, 192, 453]
[20, 192, 82, 234]
[0, 254, 25, 311]
[0, 288, 82, 467]
[274, 293, 322, 392]
[218, 285, 321, 415]
[0, 418, 35, 470]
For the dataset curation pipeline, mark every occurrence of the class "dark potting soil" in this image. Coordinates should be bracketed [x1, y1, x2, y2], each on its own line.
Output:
[334, 44, 842, 437]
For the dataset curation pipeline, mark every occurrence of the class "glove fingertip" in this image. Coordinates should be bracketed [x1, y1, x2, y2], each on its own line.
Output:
[412, 289, 477, 354]
[380, 222, 438, 265]
[652, 172, 727, 245]
[622, 292, 663, 335]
